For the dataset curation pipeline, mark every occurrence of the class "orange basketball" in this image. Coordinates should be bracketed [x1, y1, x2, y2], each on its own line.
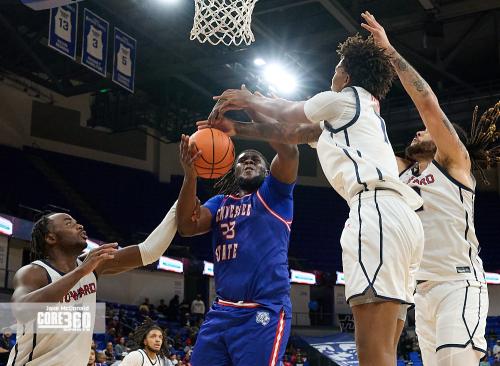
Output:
[190, 128, 235, 179]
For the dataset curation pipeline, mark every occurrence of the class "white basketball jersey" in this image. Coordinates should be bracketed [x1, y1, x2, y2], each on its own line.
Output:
[54, 8, 72, 43]
[400, 161, 485, 282]
[8, 260, 97, 366]
[87, 25, 103, 60]
[120, 350, 167, 366]
[117, 45, 132, 76]
[306, 87, 422, 210]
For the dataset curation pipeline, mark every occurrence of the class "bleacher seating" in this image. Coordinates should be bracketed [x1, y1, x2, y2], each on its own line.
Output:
[2, 145, 500, 272]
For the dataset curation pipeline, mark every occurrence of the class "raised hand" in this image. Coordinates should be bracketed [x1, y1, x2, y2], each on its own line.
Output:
[209, 84, 254, 124]
[196, 118, 236, 136]
[179, 134, 202, 178]
[361, 11, 393, 53]
[79, 243, 118, 275]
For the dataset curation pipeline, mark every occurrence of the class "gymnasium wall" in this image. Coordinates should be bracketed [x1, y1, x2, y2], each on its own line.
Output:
[333, 284, 500, 320]
[96, 269, 184, 305]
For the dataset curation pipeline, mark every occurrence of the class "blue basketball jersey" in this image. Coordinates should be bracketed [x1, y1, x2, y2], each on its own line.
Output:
[204, 174, 295, 310]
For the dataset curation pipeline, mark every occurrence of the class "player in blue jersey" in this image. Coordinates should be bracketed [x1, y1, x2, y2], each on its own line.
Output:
[176, 126, 299, 365]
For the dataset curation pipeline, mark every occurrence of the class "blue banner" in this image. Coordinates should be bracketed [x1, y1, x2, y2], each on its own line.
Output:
[48, 3, 78, 60]
[301, 333, 358, 366]
[82, 9, 109, 77]
[112, 28, 136, 93]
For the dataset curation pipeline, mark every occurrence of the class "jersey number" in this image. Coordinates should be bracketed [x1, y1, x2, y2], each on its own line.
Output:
[92, 38, 98, 48]
[58, 18, 69, 31]
[221, 221, 235, 239]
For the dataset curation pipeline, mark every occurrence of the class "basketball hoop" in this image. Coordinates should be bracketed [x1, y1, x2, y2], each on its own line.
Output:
[190, 0, 258, 47]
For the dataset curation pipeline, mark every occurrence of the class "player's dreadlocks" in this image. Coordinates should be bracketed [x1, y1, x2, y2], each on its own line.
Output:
[337, 34, 396, 100]
[30, 213, 54, 261]
[464, 101, 500, 184]
[214, 149, 269, 195]
[131, 318, 169, 358]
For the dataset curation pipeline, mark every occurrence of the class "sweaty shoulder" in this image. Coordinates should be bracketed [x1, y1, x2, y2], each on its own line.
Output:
[303, 89, 355, 125]
[12, 263, 49, 293]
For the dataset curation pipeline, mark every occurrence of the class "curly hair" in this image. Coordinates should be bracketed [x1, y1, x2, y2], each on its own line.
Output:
[337, 34, 396, 100]
[464, 101, 499, 184]
[131, 318, 169, 358]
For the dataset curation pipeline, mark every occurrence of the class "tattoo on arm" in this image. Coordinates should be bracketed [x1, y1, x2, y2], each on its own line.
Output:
[234, 121, 320, 144]
[393, 54, 430, 97]
[441, 114, 469, 158]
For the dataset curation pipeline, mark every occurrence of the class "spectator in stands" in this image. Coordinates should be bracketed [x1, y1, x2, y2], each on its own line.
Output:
[91, 339, 97, 350]
[169, 354, 179, 365]
[480, 355, 491, 366]
[168, 295, 180, 321]
[308, 299, 319, 326]
[283, 355, 293, 366]
[157, 299, 168, 316]
[494, 340, 500, 358]
[105, 341, 116, 364]
[183, 353, 192, 366]
[0, 329, 13, 352]
[0, 329, 13, 365]
[494, 354, 500, 366]
[141, 298, 154, 313]
[87, 348, 97, 366]
[96, 351, 107, 366]
[190, 294, 205, 323]
[179, 299, 190, 326]
[114, 337, 128, 360]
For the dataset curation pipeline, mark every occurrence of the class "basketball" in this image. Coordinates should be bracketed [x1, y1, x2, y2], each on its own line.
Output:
[190, 128, 235, 179]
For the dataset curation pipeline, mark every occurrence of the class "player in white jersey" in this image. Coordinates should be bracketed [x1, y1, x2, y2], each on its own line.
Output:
[7, 201, 199, 366]
[120, 319, 168, 366]
[207, 34, 424, 365]
[361, 11, 499, 365]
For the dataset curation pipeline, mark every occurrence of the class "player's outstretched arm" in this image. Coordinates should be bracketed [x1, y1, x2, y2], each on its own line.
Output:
[361, 11, 469, 170]
[177, 134, 213, 237]
[210, 85, 310, 125]
[11, 244, 117, 303]
[196, 118, 322, 146]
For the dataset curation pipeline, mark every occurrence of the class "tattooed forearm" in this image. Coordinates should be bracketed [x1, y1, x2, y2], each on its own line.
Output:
[441, 114, 469, 157]
[391, 53, 431, 98]
[233, 121, 321, 145]
[395, 57, 408, 71]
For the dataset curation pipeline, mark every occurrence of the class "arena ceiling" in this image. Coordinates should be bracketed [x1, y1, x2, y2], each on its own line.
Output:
[1, 0, 500, 145]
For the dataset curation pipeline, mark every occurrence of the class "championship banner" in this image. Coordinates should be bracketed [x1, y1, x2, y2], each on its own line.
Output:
[48, 3, 78, 60]
[302, 333, 359, 366]
[82, 9, 109, 77]
[21, 0, 84, 11]
[112, 28, 136, 93]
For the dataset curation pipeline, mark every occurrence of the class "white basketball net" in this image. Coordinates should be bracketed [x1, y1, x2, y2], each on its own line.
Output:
[190, 0, 258, 46]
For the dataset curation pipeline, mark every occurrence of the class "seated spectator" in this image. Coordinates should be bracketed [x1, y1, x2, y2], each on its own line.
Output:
[0, 328, 14, 365]
[87, 348, 96, 366]
[480, 354, 491, 366]
[114, 337, 128, 360]
[495, 340, 500, 358]
[183, 353, 192, 366]
[105, 341, 116, 364]
[95, 351, 107, 366]
[157, 299, 168, 316]
[169, 354, 179, 365]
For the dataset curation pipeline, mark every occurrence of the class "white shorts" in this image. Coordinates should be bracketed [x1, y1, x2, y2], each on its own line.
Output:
[415, 280, 488, 363]
[341, 190, 424, 306]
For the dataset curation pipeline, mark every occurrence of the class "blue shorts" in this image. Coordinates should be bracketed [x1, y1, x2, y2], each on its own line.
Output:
[191, 301, 291, 366]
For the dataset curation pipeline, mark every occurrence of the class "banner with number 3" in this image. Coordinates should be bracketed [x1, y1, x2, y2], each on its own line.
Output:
[81, 9, 109, 77]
